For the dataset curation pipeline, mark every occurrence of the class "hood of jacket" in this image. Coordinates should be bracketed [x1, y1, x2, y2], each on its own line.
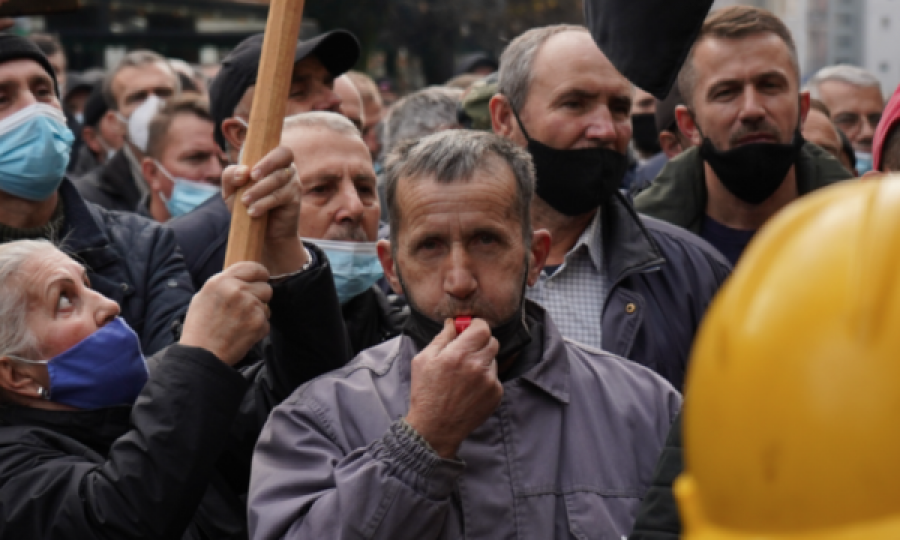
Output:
[633, 142, 853, 233]
[874, 84, 900, 172]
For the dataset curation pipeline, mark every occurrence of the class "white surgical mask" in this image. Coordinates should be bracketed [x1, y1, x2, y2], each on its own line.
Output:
[120, 95, 165, 153]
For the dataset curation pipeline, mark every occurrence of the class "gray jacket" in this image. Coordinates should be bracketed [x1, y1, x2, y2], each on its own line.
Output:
[249, 304, 681, 539]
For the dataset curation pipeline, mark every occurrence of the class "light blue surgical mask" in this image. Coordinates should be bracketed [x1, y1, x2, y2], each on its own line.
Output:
[856, 151, 873, 175]
[304, 238, 384, 304]
[10, 317, 149, 410]
[155, 161, 221, 218]
[0, 103, 74, 201]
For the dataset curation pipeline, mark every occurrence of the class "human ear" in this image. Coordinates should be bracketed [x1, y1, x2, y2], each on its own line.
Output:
[141, 158, 164, 192]
[799, 91, 811, 125]
[526, 229, 552, 286]
[221, 118, 248, 153]
[489, 94, 515, 138]
[0, 357, 44, 400]
[659, 132, 685, 159]
[377, 239, 403, 294]
[675, 105, 702, 147]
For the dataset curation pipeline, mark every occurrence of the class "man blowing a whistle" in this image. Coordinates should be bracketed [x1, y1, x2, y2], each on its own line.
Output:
[248, 129, 680, 540]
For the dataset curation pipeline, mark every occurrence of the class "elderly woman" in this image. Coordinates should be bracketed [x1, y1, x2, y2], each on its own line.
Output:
[0, 149, 350, 539]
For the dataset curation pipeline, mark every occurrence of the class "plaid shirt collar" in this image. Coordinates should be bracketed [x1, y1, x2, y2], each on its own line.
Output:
[565, 209, 604, 273]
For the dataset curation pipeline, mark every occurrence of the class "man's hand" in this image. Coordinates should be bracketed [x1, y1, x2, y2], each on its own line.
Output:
[222, 145, 307, 275]
[405, 319, 502, 459]
[180, 262, 273, 366]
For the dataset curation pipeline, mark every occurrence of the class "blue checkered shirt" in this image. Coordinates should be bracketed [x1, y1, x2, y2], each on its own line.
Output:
[526, 210, 607, 350]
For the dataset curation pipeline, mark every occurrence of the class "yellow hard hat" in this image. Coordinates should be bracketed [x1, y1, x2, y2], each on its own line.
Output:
[676, 177, 900, 539]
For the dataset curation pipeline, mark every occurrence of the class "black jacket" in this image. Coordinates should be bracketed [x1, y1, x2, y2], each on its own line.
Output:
[598, 192, 731, 391]
[168, 197, 406, 356]
[629, 411, 684, 540]
[72, 148, 148, 215]
[166, 195, 231, 290]
[634, 143, 852, 233]
[4, 179, 195, 355]
[0, 251, 352, 539]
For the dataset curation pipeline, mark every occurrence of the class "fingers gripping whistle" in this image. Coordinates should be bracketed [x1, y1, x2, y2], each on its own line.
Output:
[454, 316, 472, 334]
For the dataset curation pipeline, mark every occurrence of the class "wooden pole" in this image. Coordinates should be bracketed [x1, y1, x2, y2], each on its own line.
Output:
[224, 0, 306, 267]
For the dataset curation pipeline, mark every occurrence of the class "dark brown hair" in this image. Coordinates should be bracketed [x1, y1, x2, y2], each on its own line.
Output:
[678, 6, 799, 107]
[145, 95, 213, 160]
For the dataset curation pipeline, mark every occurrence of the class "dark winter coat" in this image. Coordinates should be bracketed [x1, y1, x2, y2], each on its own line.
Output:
[0, 250, 352, 539]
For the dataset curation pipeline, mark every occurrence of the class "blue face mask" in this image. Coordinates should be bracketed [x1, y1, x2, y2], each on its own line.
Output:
[156, 161, 221, 218]
[856, 151, 873, 175]
[0, 103, 74, 201]
[305, 238, 384, 304]
[11, 317, 149, 410]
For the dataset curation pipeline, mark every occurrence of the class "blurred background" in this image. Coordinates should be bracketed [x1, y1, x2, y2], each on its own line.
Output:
[12, 0, 900, 97]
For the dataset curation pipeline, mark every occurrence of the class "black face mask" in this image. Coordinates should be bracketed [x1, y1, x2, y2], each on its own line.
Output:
[400, 271, 532, 363]
[699, 127, 805, 205]
[510, 105, 628, 216]
[631, 113, 662, 156]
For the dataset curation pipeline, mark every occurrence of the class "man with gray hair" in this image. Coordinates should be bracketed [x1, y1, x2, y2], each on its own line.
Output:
[381, 86, 463, 157]
[249, 129, 681, 539]
[280, 111, 405, 355]
[73, 50, 182, 213]
[377, 85, 463, 221]
[489, 23, 730, 391]
[806, 64, 885, 173]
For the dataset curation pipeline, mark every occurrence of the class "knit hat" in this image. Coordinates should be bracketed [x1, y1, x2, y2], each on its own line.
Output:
[210, 29, 360, 149]
[0, 34, 59, 97]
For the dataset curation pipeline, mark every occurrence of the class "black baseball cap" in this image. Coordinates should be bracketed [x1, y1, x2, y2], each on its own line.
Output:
[210, 29, 361, 149]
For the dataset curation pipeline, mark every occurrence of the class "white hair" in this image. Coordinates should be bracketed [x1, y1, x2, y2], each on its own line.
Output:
[0, 240, 60, 360]
[806, 64, 882, 99]
[282, 110, 362, 139]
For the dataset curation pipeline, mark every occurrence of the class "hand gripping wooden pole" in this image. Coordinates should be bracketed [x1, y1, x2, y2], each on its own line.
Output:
[224, 0, 306, 268]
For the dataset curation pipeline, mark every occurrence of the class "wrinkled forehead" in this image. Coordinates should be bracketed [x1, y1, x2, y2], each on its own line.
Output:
[0, 58, 54, 86]
[395, 164, 520, 230]
[20, 250, 82, 300]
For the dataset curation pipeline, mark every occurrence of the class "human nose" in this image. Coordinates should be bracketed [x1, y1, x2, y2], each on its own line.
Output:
[584, 107, 618, 145]
[333, 178, 365, 222]
[858, 115, 876, 143]
[738, 86, 766, 122]
[443, 244, 477, 300]
[315, 85, 342, 113]
[203, 154, 224, 180]
[90, 290, 121, 328]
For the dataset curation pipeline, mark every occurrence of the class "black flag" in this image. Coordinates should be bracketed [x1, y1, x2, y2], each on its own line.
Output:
[583, 0, 714, 99]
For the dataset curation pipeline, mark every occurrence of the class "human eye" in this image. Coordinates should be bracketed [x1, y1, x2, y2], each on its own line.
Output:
[35, 82, 54, 99]
[289, 83, 309, 99]
[475, 232, 498, 245]
[57, 291, 74, 313]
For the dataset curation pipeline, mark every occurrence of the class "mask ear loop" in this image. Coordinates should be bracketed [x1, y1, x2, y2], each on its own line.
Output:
[504, 96, 534, 141]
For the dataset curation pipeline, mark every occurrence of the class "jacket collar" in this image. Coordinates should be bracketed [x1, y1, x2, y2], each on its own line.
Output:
[57, 177, 122, 272]
[97, 148, 144, 208]
[600, 191, 666, 286]
[518, 301, 571, 404]
[634, 142, 853, 233]
[396, 301, 573, 405]
[0, 404, 132, 457]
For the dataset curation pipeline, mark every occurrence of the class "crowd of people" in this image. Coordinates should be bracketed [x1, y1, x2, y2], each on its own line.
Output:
[0, 3, 898, 539]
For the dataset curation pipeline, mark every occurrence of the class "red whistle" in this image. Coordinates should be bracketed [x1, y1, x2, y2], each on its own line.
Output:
[454, 316, 472, 334]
